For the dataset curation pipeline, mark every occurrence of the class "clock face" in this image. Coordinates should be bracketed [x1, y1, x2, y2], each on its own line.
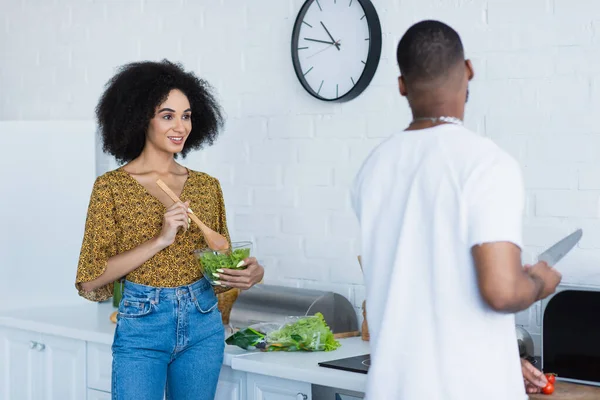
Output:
[291, 0, 382, 102]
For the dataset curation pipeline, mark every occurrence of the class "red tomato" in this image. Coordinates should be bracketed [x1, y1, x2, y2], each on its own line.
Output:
[545, 373, 556, 384]
[542, 382, 555, 395]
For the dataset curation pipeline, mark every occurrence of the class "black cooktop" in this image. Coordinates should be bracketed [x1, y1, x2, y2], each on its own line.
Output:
[319, 354, 370, 374]
[319, 354, 541, 375]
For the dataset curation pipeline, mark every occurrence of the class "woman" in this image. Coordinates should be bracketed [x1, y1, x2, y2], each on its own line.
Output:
[75, 60, 264, 400]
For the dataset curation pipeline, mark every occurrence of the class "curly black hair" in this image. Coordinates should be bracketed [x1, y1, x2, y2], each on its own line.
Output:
[96, 59, 224, 164]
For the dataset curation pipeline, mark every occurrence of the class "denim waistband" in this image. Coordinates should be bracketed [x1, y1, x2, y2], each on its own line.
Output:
[122, 277, 212, 304]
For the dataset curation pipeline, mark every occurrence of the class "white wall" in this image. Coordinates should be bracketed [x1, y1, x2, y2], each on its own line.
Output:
[2, 0, 600, 351]
[0, 121, 96, 310]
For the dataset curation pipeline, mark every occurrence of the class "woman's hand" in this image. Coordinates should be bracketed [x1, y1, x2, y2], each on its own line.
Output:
[156, 201, 190, 248]
[214, 257, 264, 290]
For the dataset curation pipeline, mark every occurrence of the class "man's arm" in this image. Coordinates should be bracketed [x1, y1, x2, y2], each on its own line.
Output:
[472, 242, 544, 312]
[465, 153, 560, 312]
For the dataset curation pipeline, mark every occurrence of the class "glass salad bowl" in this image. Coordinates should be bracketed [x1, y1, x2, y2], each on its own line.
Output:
[194, 241, 252, 286]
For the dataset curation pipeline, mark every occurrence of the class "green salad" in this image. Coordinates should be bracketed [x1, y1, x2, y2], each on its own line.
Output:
[226, 313, 341, 352]
[198, 247, 250, 284]
[267, 312, 340, 352]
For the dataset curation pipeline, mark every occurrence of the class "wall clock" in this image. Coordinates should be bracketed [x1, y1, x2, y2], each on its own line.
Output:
[291, 0, 382, 102]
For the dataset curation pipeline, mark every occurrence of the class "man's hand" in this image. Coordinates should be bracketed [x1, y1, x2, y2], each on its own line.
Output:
[525, 261, 562, 301]
[521, 358, 547, 394]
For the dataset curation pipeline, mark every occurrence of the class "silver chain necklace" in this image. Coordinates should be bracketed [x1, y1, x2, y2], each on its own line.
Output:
[411, 116, 463, 126]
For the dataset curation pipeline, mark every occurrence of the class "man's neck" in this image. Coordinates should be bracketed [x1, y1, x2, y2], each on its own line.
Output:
[411, 105, 464, 121]
[408, 86, 466, 119]
[406, 103, 465, 131]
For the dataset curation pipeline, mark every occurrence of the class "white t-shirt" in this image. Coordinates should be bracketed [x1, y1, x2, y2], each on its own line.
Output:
[351, 124, 527, 400]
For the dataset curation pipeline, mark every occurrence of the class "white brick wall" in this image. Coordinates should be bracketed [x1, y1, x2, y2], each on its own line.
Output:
[4, 0, 600, 350]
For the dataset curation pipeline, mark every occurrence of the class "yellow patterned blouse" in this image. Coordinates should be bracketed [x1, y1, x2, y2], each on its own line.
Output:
[75, 167, 231, 302]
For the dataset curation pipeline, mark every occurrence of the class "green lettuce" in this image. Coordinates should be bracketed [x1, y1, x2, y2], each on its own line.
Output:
[266, 313, 340, 352]
[226, 313, 341, 352]
[225, 327, 265, 350]
[199, 247, 250, 283]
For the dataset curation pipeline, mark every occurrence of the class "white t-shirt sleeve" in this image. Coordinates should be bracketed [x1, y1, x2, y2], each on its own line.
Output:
[465, 153, 525, 249]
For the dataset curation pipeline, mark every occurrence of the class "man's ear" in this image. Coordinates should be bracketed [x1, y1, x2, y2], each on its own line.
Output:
[398, 76, 408, 97]
[465, 59, 475, 81]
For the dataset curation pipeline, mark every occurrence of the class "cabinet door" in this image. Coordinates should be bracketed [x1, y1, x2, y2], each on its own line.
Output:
[247, 373, 311, 400]
[88, 389, 112, 400]
[215, 366, 246, 400]
[87, 343, 113, 392]
[0, 327, 40, 400]
[38, 333, 86, 400]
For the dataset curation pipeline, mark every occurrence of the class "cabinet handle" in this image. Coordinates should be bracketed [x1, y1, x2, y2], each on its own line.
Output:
[296, 394, 308, 400]
[36, 343, 46, 351]
[29, 341, 37, 349]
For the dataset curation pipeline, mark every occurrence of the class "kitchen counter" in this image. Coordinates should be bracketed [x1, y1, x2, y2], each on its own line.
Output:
[0, 302, 266, 366]
[231, 337, 369, 392]
[0, 303, 116, 344]
[528, 381, 600, 399]
[0, 302, 370, 392]
[9, 304, 598, 397]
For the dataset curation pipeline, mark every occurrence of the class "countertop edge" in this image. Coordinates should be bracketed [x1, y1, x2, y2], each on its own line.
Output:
[0, 315, 115, 345]
[231, 356, 367, 392]
[0, 315, 258, 367]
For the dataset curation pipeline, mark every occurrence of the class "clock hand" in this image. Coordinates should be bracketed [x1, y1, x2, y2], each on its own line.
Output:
[320, 21, 340, 50]
[304, 38, 336, 45]
[307, 40, 341, 59]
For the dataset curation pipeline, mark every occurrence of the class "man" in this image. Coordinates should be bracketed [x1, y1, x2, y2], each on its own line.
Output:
[522, 357, 550, 394]
[351, 20, 561, 400]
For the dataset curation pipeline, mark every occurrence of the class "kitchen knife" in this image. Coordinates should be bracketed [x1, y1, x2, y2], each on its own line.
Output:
[538, 229, 582, 266]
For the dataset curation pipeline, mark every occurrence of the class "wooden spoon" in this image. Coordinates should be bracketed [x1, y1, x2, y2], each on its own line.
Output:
[156, 179, 230, 251]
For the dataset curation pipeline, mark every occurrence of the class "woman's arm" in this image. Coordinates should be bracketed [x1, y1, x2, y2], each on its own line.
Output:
[209, 178, 265, 290]
[79, 236, 165, 292]
[79, 200, 191, 293]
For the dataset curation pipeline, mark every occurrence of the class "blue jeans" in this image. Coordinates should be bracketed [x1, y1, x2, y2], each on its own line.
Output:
[112, 278, 225, 400]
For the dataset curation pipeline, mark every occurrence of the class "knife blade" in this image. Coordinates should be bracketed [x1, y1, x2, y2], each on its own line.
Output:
[538, 229, 582, 266]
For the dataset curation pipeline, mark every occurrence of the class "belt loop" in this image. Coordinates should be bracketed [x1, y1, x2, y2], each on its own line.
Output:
[154, 288, 160, 304]
[188, 283, 196, 301]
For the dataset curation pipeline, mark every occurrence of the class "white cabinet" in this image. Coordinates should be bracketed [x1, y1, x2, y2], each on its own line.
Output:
[247, 373, 311, 400]
[88, 389, 112, 400]
[0, 327, 86, 400]
[0, 326, 320, 400]
[40, 333, 86, 400]
[0, 327, 37, 400]
[88, 342, 113, 392]
[215, 366, 246, 400]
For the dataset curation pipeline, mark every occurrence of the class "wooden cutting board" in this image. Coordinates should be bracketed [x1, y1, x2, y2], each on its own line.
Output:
[528, 381, 600, 399]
